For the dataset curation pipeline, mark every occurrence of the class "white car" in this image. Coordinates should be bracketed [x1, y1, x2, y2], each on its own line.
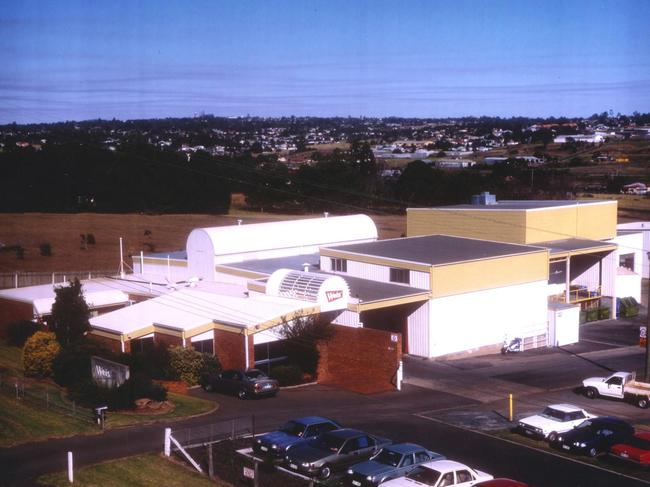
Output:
[517, 403, 596, 442]
[380, 459, 492, 486]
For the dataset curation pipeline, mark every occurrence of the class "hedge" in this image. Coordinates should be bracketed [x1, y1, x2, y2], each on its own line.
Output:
[23, 331, 61, 378]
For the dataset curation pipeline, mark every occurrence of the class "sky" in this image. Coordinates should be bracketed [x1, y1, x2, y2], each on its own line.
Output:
[1, 0, 649, 123]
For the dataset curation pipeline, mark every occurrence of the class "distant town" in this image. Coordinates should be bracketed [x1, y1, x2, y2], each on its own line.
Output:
[1, 112, 650, 214]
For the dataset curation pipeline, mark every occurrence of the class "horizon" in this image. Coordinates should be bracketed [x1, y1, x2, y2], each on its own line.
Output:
[2, 0, 650, 124]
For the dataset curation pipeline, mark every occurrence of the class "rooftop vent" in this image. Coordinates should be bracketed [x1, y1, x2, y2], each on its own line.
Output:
[471, 192, 497, 205]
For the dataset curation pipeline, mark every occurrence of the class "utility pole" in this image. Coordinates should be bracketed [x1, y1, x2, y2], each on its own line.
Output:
[646, 252, 650, 381]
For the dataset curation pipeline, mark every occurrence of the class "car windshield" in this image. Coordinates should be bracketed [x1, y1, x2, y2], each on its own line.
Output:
[373, 449, 402, 467]
[407, 467, 441, 484]
[575, 420, 595, 430]
[540, 407, 566, 421]
[245, 370, 267, 379]
[280, 421, 306, 437]
[311, 433, 345, 452]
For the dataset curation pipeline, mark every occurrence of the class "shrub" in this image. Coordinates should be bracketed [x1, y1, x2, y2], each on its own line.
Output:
[270, 364, 303, 386]
[168, 346, 204, 385]
[23, 331, 61, 378]
[579, 310, 587, 324]
[70, 374, 167, 410]
[129, 343, 172, 380]
[619, 297, 640, 317]
[6, 320, 41, 347]
[598, 307, 610, 320]
[585, 308, 599, 322]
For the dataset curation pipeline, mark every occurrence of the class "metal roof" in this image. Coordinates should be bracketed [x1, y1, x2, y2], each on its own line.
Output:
[324, 235, 545, 266]
[340, 275, 428, 303]
[224, 253, 321, 274]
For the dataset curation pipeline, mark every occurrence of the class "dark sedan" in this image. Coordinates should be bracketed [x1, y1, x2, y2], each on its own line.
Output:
[253, 416, 343, 460]
[200, 368, 278, 399]
[344, 443, 444, 487]
[550, 416, 634, 457]
[284, 428, 392, 480]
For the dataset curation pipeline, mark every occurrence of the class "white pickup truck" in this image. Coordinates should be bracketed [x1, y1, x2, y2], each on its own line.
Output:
[582, 371, 650, 409]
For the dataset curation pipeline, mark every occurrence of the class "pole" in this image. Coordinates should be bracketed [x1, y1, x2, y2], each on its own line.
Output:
[67, 451, 74, 483]
[645, 253, 650, 382]
[164, 428, 171, 456]
[207, 444, 214, 479]
[253, 460, 259, 487]
[119, 237, 125, 278]
[509, 393, 514, 422]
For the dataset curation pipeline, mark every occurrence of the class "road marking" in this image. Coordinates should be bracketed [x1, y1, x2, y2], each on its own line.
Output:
[581, 338, 630, 348]
[413, 412, 650, 485]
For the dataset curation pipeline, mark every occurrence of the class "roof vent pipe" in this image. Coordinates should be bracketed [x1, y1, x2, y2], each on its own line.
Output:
[323, 212, 329, 218]
[303, 263, 310, 272]
[237, 219, 243, 226]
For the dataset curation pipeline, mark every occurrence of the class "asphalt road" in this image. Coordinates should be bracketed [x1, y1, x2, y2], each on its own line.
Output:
[1, 319, 649, 487]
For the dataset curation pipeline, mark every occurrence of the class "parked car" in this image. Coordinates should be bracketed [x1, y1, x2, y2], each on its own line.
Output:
[200, 368, 278, 399]
[380, 459, 493, 487]
[609, 432, 650, 466]
[516, 403, 596, 442]
[549, 416, 635, 457]
[474, 480, 529, 487]
[344, 443, 444, 487]
[284, 428, 392, 480]
[582, 371, 650, 409]
[253, 416, 342, 460]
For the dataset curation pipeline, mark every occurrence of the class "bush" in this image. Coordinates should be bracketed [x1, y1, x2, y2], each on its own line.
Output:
[579, 310, 587, 324]
[130, 343, 172, 380]
[598, 307, 610, 320]
[6, 320, 41, 347]
[23, 331, 61, 378]
[168, 346, 204, 385]
[585, 308, 599, 322]
[70, 374, 167, 410]
[618, 297, 640, 317]
[270, 364, 303, 386]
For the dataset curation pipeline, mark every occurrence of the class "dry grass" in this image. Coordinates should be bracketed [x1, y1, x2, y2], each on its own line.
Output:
[0, 195, 406, 274]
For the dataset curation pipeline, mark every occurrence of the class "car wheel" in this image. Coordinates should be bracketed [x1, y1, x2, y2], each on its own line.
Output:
[638, 396, 649, 409]
[584, 387, 598, 399]
[588, 447, 598, 457]
[237, 389, 247, 400]
[320, 465, 332, 480]
[547, 431, 558, 443]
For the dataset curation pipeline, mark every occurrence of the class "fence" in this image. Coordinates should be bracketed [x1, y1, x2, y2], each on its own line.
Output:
[164, 417, 328, 486]
[0, 373, 96, 425]
[0, 270, 116, 290]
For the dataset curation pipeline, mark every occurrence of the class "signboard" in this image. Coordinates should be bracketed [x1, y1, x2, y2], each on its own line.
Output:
[91, 356, 130, 389]
[242, 466, 254, 479]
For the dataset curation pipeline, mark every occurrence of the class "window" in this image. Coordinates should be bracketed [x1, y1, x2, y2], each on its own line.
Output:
[606, 376, 623, 386]
[400, 454, 414, 467]
[415, 451, 431, 463]
[331, 258, 347, 272]
[389, 267, 409, 284]
[439, 472, 454, 487]
[619, 253, 635, 270]
[456, 470, 473, 483]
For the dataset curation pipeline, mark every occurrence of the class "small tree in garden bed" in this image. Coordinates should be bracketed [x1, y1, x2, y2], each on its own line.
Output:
[50, 278, 90, 346]
[279, 316, 334, 377]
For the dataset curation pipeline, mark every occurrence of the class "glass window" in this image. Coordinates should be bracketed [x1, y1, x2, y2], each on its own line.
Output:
[280, 421, 306, 437]
[400, 454, 414, 467]
[389, 267, 409, 284]
[439, 472, 454, 487]
[357, 436, 370, 449]
[415, 451, 431, 463]
[456, 470, 473, 483]
[408, 467, 441, 484]
[373, 449, 401, 467]
[331, 258, 347, 272]
[606, 377, 623, 386]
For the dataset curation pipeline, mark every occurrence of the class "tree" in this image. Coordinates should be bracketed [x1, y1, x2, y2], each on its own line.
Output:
[50, 278, 90, 346]
[279, 316, 335, 376]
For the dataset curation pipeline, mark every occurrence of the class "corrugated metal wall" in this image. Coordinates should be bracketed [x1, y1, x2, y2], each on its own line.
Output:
[332, 309, 361, 327]
[407, 301, 429, 357]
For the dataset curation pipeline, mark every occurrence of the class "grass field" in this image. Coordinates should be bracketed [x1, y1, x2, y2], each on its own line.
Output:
[37, 453, 229, 487]
[0, 342, 215, 446]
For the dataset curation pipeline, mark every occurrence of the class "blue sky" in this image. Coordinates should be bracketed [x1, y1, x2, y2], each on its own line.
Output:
[1, 0, 649, 123]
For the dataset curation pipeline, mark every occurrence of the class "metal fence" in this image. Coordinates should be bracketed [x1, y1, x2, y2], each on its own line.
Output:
[0, 270, 116, 290]
[171, 415, 256, 450]
[0, 373, 96, 425]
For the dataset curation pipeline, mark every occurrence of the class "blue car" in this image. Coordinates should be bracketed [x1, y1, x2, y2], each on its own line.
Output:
[253, 416, 342, 460]
[344, 443, 444, 487]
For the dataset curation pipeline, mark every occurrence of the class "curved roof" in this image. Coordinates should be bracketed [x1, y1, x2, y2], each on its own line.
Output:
[186, 214, 377, 258]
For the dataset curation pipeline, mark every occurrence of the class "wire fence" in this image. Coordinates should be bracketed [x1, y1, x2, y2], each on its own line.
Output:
[171, 415, 256, 450]
[0, 373, 96, 425]
[0, 270, 116, 290]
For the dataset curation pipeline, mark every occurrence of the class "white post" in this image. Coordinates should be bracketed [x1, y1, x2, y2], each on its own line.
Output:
[15, 272, 18, 288]
[140, 251, 144, 274]
[119, 237, 125, 278]
[164, 428, 171, 457]
[167, 255, 171, 281]
[396, 360, 403, 391]
[67, 451, 73, 483]
[244, 333, 249, 369]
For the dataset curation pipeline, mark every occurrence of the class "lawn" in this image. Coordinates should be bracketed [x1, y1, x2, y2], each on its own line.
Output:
[0, 342, 216, 446]
[37, 452, 230, 487]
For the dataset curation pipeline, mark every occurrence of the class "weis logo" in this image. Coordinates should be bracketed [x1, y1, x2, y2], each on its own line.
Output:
[325, 290, 343, 302]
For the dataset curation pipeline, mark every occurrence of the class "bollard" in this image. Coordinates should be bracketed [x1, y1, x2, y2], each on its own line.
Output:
[208, 443, 214, 479]
[509, 393, 514, 422]
[68, 451, 74, 483]
[164, 428, 171, 456]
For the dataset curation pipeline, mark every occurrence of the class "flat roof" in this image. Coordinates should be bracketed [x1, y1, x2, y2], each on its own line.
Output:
[323, 235, 545, 266]
[224, 253, 321, 275]
[410, 200, 610, 211]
